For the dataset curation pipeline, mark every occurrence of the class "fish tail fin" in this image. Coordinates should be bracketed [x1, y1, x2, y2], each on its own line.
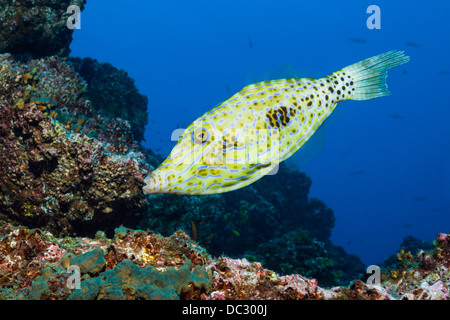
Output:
[341, 50, 410, 101]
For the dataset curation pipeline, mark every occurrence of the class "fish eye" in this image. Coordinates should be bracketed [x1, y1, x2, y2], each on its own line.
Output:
[192, 128, 209, 144]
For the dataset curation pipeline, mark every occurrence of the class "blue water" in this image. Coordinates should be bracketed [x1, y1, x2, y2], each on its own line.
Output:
[71, 0, 450, 265]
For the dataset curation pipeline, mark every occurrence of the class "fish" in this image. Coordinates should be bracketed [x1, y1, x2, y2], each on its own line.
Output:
[389, 113, 404, 120]
[143, 50, 410, 195]
[190, 220, 197, 241]
[348, 37, 367, 44]
[224, 83, 231, 94]
[437, 70, 450, 76]
[349, 170, 364, 177]
[405, 41, 420, 48]
[248, 33, 253, 49]
[342, 149, 352, 158]
[414, 196, 427, 202]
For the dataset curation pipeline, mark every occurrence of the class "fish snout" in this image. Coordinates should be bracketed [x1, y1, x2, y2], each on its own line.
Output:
[143, 172, 161, 195]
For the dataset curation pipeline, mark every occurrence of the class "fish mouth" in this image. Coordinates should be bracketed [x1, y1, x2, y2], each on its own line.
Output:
[142, 173, 161, 195]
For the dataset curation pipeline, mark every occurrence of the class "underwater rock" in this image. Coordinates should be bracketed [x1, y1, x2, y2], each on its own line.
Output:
[0, 0, 86, 58]
[0, 53, 153, 236]
[140, 164, 350, 286]
[0, 223, 211, 300]
[1, 223, 447, 300]
[142, 165, 335, 250]
[250, 228, 364, 287]
[382, 235, 434, 268]
[69, 57, 149, 142]
[64, 248, 106, 276]
[68, 258, 211, 300]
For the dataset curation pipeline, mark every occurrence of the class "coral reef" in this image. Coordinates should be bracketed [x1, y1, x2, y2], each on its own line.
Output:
[0, 53, 153, 236]
[0, 223, 448, 300]
[0, 0, 86, 58]
[382, 235, 434, 268]
[69, 57, 149, 142]
[3, 0, 444, 302]
[250, 228, 364, 287]
[140, 164, 358, 287]
[0, 223, 211, 300]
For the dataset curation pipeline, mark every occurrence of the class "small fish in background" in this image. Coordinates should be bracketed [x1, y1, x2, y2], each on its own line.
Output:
[232, 230, 240, 237]
[437, 70, 450, 76]
[349, 170, 364, 177]
[430, 208, 442, 212]
[348, 37, 367, 44]
[191, 220, 197, 241]
[342, 149, 352, 158]
[402, 223, 413, 228]
[348, 238, 364, 245]
[414, 196, 427, 202]
[405, 41, 420, 48]
[389, 113, 404, 120]
[402, 69, 408, 75]
[247, 33, 253, 49]
[224, 83, 231, 94]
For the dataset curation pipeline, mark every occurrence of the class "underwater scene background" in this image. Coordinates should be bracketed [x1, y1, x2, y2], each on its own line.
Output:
[71, 0, 450, 265]
[0, 0, 450, 300]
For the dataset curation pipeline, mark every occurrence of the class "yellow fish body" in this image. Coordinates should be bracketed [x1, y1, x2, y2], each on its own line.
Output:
[144, 50, 409, 195]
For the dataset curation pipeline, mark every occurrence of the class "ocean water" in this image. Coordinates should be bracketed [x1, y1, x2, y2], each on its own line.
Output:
[70, 0, 450, 266]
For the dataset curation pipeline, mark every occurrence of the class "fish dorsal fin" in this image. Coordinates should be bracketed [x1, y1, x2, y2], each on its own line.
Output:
[285, 103, 345, 170]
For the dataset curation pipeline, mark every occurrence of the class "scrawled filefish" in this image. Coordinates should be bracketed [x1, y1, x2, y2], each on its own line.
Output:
[143, 50, 409, 195]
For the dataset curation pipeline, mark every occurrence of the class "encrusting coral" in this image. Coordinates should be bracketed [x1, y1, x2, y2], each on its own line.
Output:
[69, 57, 149, 143]
[0, 223, 448, 300]
[0, 0, 86, 58]
[0, 53, 152, 236]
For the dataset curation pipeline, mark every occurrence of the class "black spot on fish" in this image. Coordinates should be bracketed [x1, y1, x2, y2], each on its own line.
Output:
[266, 107, 291, 128]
